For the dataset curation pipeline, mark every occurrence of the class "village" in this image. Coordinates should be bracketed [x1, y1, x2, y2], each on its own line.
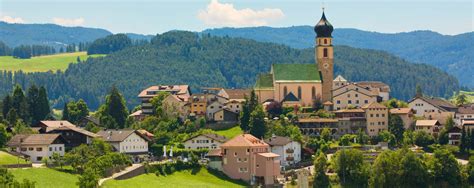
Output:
[1, 10, 474, 188]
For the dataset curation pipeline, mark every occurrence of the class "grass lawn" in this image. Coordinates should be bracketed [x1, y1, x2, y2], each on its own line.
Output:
[215, 126, 243, 139]
[10, 168, 78, 188]
[102, 168, 247, 188]
[0, 52, 104, 72]
[0, 151, 30, 165]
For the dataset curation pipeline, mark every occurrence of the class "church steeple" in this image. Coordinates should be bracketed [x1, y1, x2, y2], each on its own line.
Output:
[314, 10, 334, 38]
[315, 9, 334, 103]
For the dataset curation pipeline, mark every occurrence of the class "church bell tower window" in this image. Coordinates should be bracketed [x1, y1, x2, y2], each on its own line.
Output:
[323, 48, 328, 58]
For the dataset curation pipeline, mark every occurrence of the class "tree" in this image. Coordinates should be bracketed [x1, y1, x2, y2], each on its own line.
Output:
[77, 168, 100, 188]
[378, 130, 396, 147]
[87, 34, 132, 55]
[0, 124, 10, 148]
[468, 156, 474, 184]
[2, 95, 12, 118]
[51, 152, 65, 169]
[428, 148, 462, 186]
[11, 85, 29, 122]
[265, 101, 282, 118]
[399, 149, 429, 187]
[249, 105, 266, 139]
[37, 87, 51, 121]
[339, 134, 355, 146]
[460, 126, 468, 154]
[150, 92, 170, 118]
[100, 86, 128, 128]
[356, 129, 369, 145]
[412, 130, 434, 148]
[332, 149, 369, 186]
[62, 102, 69, 121]
[369, 150, 400, 187]
[439, 116, 455, 145]
[388, 114, 404, 145]
[320, 128, 331, 142]
[313, 152, 329, 188]
[6, 109, 18, 126]
[416, 85, 423, 97]
[455, 94, 468, 106]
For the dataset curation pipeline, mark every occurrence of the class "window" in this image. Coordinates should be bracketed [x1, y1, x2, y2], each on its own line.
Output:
[37, 157, 42, 161]
[28, 147, 33, 151]
[297, 86, 302, 99]
[355, 94, 358, 97]
[364, 100, 369, 104]
[49, 147, 52, 151]
[234, 152, 237, 156]
[356, 100, 359, 104]
[348, 100, 352, 104]
[324, 39, 327, 44]
[312, 87, 316, 99]
[36, 147, 42, 151]
[347, 94, 350, 98]
[323, 48, 328, 58]
[283, 86, 288, 97]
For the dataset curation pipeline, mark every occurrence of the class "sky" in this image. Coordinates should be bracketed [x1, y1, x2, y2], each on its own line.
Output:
[1, 0, 473, 35]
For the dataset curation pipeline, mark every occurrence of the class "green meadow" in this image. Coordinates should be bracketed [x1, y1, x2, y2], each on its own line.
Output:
[0, 52, 104, 72]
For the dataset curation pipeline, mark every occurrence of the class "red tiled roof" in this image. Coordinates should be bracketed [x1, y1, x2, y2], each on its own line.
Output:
[221, 134, 268, 147]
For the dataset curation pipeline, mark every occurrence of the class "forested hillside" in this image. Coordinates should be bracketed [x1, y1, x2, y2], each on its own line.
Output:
[203, 26, 474, 88]
[0, 31, 459, 109]
[0, 21, 111, 48]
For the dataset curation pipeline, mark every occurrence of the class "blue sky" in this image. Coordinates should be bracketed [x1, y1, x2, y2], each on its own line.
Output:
[1, 0, 472, 35]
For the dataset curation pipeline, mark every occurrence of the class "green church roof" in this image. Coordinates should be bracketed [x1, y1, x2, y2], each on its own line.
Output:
[272, 64, 321, 82]
[255, 73, 274, 89]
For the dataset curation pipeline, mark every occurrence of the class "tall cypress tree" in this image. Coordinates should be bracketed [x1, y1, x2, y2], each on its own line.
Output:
[11, 85, 29, 123]
[103, 86, 128, 128]
[2, 95, 12, 117]
[38, 86, 50, 121]
[461, 126, 467, 154]
[62, 102, 70, 121]
[27, 85, 40, 124]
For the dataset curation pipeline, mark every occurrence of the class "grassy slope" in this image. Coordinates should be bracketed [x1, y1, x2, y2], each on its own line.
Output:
[0, 52, 104, 72]
[460, 91, 474, 103]
[103, 168, 246, 188]
[10, 168, 78, 188]
[0, 151, 30, 165]
[215, 126, 243, 139]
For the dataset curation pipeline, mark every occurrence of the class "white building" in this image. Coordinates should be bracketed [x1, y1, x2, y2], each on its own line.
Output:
[183, 133, 228, 150]
[7, 134, 65, 163]
[97, 129, 150, 162]
[408, 96, 457, 117]
[264, 135, 301, 167]
[455, 104, 474, 126]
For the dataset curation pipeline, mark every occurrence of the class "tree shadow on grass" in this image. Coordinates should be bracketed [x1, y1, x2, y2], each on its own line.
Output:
[191, 167, 201, 175]
[206, 167, 249, 186]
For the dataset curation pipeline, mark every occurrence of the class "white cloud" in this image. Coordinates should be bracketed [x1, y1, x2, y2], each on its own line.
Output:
[1, 16, 25, 23]
[198, 0, 284, 27]
[52, 17, 85, 26]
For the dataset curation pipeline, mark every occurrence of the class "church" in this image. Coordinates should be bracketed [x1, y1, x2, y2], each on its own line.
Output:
[255, 10, 335, 107]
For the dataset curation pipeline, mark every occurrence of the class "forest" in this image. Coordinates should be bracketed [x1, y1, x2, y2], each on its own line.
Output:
[0, 31, 460, 110]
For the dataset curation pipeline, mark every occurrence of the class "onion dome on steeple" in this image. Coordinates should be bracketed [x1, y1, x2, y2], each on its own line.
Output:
[314, 10, 334, 38]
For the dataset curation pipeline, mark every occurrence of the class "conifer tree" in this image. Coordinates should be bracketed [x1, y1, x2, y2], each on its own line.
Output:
[249, 105, 266, 139]
[102, 86, 128, 128]
[461, 126, 467, 154]
[62, 102, 69, 121]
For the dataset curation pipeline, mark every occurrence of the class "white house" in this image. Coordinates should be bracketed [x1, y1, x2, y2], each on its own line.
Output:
[7, 134, 65, 163]
[206, 100, 224, 121]
[264, 135, 301, 167]
[408, 96, 457, 117]
[97, 129, 150, 162]
[183, 133, 228, 150]
[455, 104, 474, 126]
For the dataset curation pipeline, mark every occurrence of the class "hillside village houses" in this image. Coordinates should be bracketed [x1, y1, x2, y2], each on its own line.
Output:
[183, 133, 228, 150]
[7, 134, 66, 163]
[34, 120, 100, 149]
[264, 135, 302, 168]
[97, 129, 151, 163]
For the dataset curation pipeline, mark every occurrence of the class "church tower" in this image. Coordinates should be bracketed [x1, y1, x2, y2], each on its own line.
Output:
[314, 10, 334, 103]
